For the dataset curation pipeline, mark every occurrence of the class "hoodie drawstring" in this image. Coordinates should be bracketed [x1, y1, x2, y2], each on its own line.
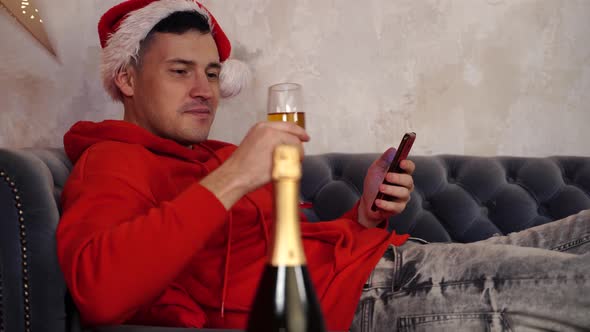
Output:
[194, 144, 271, 319]
[193, 143, 232, 318]
[219, 197, 269, 319]
[220, 211, 233, 318]
[251, 196, 270, 253]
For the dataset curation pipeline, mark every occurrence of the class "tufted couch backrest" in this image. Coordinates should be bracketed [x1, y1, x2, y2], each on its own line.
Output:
[301, 154, 590, 243]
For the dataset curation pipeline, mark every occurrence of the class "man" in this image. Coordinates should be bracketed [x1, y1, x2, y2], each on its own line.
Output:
[58, 0, 414, 329]
[57, 0, 590, 331]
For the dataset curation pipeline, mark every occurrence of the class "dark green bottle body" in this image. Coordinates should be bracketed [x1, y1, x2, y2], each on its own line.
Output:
[247, 265, 326, 332]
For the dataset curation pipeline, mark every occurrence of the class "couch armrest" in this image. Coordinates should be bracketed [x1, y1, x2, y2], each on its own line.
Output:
[0, 148, 70, 332]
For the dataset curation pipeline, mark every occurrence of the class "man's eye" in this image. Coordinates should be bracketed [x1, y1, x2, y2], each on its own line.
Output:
[207, 72, 220, 80]
[171, 69, 188, 75]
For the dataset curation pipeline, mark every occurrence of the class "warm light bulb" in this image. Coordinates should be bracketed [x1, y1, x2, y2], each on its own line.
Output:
[30, 15, 34, 19]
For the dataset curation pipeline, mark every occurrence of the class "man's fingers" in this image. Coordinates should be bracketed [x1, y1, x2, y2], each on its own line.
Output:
[400, 159, 416, 175]
[385, 172, 414, 190]
[373, 199, 407, 215]
[263, 121, 310, 141]
[276, 133, 305, 158]
[379, 184, 411, 202]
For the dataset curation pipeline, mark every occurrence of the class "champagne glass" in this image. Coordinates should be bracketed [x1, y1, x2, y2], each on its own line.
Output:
[267, 83, 305, 129]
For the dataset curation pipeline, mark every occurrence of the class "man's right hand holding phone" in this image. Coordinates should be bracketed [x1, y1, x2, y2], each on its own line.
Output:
[357, 133, 416, 229]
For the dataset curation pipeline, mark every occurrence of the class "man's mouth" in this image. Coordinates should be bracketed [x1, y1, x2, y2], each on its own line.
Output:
[184, 107, 211, 116]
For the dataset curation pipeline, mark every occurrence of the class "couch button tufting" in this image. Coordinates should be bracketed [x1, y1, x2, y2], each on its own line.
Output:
[481, 206, 489, 215]
[538, 205, 549, 216]
[423, 200, 431, 210]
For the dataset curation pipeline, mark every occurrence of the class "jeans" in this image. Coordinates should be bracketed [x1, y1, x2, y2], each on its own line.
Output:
[350, 209, 590, 331]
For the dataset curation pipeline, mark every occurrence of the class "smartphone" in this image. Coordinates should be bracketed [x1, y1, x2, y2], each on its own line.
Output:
[371, 132, 416, 211]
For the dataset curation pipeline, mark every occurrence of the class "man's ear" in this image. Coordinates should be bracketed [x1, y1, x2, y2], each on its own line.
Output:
[114, 66, 136, 98]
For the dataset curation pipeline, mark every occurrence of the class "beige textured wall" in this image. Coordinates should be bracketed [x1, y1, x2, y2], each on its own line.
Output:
[1, 0, 589, 156]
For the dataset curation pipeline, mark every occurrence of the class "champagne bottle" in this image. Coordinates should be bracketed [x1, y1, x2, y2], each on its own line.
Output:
[247, 145, 327, 332]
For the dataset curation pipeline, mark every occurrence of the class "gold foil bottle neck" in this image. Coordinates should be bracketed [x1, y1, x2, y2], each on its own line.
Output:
[270, 144, 305, 266]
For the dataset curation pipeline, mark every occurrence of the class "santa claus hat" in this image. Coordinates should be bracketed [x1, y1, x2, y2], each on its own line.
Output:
[98, 0, 251, 101]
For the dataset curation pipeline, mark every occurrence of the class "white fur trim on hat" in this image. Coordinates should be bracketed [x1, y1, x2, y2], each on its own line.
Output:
[101, 0, 212, 101]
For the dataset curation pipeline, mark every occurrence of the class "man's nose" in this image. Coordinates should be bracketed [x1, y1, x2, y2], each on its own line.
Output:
[189, 71, 213, 99]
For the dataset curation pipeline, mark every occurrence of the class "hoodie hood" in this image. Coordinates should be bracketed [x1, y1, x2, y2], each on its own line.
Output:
[64, 120, 234, 164]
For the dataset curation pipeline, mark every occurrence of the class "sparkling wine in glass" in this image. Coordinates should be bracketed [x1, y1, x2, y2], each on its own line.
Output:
[267, 83, 305, 129]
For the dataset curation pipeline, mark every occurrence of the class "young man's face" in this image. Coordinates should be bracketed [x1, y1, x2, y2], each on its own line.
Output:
[126, 30, 221, 145]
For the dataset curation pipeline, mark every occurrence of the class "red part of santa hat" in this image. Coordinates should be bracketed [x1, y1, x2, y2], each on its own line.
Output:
[98, 0, 250, 101]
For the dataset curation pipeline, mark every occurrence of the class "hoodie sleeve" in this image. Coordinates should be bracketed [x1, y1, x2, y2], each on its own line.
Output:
[57, 143, 227, 327]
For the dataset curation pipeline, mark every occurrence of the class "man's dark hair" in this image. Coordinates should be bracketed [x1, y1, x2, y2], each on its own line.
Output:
[134, 11, 211, 66]
[151, 10, 210, 35]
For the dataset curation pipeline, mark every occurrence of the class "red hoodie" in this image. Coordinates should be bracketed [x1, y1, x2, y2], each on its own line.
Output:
[57, 120, 409, 330]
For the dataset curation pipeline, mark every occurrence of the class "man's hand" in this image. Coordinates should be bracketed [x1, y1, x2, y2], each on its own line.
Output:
[358, 148, 416, 228]
[200, 121, 309, 209]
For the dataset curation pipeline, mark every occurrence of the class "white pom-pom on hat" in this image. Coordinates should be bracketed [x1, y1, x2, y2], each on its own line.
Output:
[220, 59, 252, 98]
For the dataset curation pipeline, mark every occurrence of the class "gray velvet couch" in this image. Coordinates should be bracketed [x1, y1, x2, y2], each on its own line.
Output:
[1, 147, 589, 332]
